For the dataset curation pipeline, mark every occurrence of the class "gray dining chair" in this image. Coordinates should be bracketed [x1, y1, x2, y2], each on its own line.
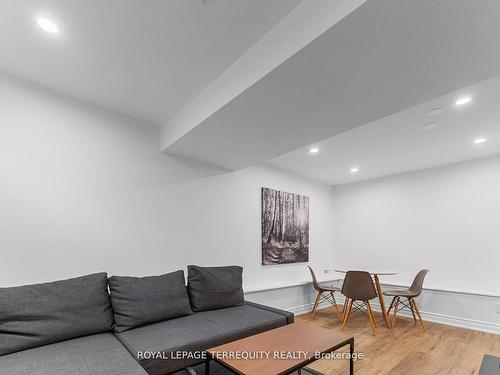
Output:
[307, 266, 342, 320]
[383, 269, 429, 329]
[341, 271, 378, 336]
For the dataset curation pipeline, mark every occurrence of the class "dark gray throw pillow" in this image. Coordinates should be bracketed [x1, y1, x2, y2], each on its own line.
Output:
[187, 265, 244, 312]
[0, 272, 113, 356]
[108, 270, 192, 332]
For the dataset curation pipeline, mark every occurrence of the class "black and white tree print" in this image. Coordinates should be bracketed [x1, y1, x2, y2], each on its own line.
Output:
[261, 187, 309, 265]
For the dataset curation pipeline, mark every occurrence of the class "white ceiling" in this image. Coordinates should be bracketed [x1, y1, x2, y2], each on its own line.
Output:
[269, 75, 500, 185]
[165, 0, 500, 170]
[3, 0, 500, 184]
[160, 0, 366, 149]
[0, 0, 299, 124]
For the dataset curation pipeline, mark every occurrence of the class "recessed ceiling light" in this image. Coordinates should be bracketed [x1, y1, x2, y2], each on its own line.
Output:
[455, 96, 472, 106]
[426, 108, 443, 117]
[422, 122, 437, 130]
[473, 137, 487, 144]
[309, 147, 319, 154]
[350, 167, 359, 173]
[37, 18, 58, 34]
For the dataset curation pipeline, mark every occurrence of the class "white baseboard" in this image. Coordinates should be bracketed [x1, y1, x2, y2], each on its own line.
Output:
[351, 298, 500, 336]
[246, 280, 500, 335]
[291, 296, 500, 335]
[288, 300, 334, 316]
[416, 310, 500, 335]
[374, 305, 500, 335]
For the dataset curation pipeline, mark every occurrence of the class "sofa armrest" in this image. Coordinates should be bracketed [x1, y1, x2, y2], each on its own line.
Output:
[244, 301, 294, 324]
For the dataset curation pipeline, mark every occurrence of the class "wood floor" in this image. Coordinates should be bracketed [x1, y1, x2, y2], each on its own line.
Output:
[298, 305, 500, 375]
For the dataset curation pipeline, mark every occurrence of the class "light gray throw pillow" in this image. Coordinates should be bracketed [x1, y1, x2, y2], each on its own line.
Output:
[108, 270, 192, 332]
[187, 265, 244, 312]
[0, 272, 114, 356]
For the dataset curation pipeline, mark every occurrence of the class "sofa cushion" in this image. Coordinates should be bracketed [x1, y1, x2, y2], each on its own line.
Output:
[109, 270, 192, 333]
[0, 333, 148, 375]
[115, 304, 287, 375]
[0, 273, 113, 356]
[187, 265, 244, 311]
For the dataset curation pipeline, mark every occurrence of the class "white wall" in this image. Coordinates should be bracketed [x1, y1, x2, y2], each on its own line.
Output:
[332, 156, 500, 293]
[331, 157, 500, 333]
[0, 76, 333, 312]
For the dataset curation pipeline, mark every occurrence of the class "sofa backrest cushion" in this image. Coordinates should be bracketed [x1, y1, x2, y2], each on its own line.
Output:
[0, 272, 113, 356]
[108, 270, 192, 332]
[187, 265, 244, 311]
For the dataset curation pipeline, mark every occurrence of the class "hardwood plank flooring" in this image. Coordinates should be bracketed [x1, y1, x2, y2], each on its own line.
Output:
[297, 305, 500, 374]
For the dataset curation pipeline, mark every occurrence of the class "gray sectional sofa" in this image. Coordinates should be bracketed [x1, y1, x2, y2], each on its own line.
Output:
[0, 266, 293, 375]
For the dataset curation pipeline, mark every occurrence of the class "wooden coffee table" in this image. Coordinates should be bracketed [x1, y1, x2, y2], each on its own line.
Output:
[206, 321, 355, 375]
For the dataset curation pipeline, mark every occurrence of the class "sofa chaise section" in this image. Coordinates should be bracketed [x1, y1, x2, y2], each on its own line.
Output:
[115, 302, 292, 375]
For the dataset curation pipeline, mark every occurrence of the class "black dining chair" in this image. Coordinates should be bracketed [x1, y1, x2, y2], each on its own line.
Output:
[341, 271, 378, 336]
[383, 269, 429, 330]
[307, 266, 342, 320]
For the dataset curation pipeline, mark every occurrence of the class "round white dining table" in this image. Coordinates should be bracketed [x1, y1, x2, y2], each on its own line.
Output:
[333, 269, 398, 328]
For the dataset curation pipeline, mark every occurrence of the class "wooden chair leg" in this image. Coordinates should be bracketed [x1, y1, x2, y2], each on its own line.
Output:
[411, 299, 426, 330]
[311, 291, 322, 318]
[366, 301, 377, 336]
[387, 296, 396, 316]
[391, 297, 400, 327]
[371, 304, 378, 328]
[342, 299, 353, 330]
[408, 298, 417, 325]
[330, 291, 342, 322]
[341, 298, 349, 323]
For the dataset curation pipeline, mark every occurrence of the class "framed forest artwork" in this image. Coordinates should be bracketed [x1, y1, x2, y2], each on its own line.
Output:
[261, 187, 309, 265]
